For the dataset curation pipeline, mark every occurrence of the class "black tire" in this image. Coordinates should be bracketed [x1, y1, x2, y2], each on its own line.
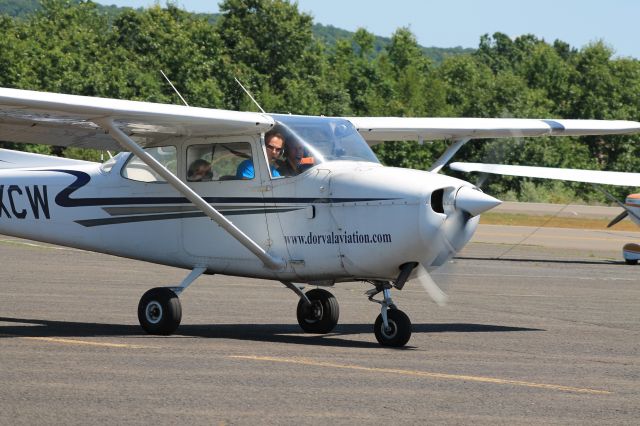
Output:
[625, 258, 638, 265]
[296, 288, 339, 334]
[138, 287, 182, 335]
[374, 309, 411, 347]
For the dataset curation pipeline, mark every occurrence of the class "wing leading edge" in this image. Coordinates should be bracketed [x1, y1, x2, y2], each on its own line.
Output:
[0, 87, 275, 151]
[347, 117, 640, 145]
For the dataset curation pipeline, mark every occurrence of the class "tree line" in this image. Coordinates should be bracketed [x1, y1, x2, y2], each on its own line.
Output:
[1, 0, 639, 202]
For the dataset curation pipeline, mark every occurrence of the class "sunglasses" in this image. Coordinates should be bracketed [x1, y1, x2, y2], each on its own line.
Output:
[266, 144, 283, 153]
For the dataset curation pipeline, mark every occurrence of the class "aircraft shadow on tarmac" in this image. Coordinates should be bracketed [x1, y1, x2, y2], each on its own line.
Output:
[0, 317, 543, 349]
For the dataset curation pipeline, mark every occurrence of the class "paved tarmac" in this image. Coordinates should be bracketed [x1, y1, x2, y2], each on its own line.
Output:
[494, 201, 624, 219]
[1, 227, 638, 425]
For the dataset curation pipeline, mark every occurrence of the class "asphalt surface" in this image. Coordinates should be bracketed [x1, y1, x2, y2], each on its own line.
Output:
[1, 226, 639, 425]
[493, 201, 624, 219]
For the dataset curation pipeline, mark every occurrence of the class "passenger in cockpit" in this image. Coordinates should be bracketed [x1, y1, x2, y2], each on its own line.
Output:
[187, 159, 213, 182]
[277, 139, 314, 177]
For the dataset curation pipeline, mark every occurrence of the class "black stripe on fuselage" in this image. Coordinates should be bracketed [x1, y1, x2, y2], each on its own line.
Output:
[47, 169, 396, 207]
[75, 207, 302, 227]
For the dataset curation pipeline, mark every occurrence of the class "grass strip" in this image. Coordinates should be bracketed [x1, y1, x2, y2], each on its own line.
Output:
[480, 212, 637, 231]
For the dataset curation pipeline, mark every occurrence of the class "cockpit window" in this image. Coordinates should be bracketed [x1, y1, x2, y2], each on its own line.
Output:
[186, 142, 253, 181]
[269, 115, 379, 176]
[121, 146, 177, 183]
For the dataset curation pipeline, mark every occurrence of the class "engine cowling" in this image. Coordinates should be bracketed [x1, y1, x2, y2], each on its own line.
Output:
[427, 185, 501, 267]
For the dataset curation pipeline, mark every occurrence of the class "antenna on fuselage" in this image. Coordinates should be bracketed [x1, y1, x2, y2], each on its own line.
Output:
[234, 77, 266, 114]
[160, 70, 189, 107]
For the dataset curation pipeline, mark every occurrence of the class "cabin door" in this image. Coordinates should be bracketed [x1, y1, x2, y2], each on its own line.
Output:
[181, 136, 271, 263]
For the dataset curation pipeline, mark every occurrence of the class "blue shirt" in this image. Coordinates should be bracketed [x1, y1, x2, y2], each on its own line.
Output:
[236, 160, 280, 179]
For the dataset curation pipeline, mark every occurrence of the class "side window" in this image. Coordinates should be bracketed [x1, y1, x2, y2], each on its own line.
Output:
[186, 142, 253, 182]
[121, 146, 176, 183]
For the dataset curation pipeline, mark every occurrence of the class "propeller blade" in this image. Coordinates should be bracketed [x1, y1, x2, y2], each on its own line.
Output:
[475, 172, 490, 189]
[414, 263, 448, 306]
[607, 210, 629, 228]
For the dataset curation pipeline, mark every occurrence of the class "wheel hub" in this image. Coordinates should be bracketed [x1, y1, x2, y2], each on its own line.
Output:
[381, 319, 398, 339]
[145, 301, 163, 324]
[304, 301, 323, 323]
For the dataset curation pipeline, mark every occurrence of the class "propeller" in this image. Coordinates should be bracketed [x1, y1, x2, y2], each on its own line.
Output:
[414, 262, 448, 306]
[409, 185, 501, 305]
[607, 210, 629, 228]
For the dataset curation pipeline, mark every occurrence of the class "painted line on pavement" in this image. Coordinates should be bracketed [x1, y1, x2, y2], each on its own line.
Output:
[229, 355, 611, 395]
[1, 334, 155, 349]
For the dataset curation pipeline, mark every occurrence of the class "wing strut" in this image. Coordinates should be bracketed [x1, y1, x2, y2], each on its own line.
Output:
[100, 119, 286, 271]
[428, 139, 470, 173]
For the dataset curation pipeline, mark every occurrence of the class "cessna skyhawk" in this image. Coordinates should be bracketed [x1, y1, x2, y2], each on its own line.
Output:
[1, 87, 638, 346]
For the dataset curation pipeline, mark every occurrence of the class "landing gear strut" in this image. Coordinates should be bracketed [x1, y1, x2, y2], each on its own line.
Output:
[367, 282, 412, 347]
[366, 262, 417, 347]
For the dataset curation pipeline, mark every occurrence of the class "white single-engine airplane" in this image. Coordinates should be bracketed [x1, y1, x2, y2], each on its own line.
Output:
[1, 87, 639, 346]
[450, 162, 640, 264]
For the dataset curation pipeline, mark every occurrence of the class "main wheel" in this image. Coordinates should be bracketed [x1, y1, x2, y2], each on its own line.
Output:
[625, 258, 638, 265]
[374, 309, 411, 347]
[138, 287, 182, 335]
[296, 288, 339, 334]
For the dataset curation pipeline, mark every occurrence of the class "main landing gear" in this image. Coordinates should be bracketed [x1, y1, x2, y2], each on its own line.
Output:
[296, 288, 339, 333]
[286, 262, 417, 347]
[138, 266, 415, 348]
[283, 281, 341, 334]
[138, 287, 182, 335]
[137, 267, 206, 336]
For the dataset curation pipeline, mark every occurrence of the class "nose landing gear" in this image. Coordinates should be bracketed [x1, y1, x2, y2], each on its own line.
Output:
[365, 262, 417, 347]
[367, 281, 412, 347]
[374, 309, 412, 347]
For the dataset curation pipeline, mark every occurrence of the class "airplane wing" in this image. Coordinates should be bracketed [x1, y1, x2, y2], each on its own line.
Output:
[0, 87, 275, 151]
[346, 117, 640, 145]
[449, 162, 640, 187]
[0, 87, 285, 269]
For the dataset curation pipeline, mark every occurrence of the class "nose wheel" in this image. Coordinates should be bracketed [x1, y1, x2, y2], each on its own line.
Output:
[367, 272, 414, 347]
[374, 308, 411, 347]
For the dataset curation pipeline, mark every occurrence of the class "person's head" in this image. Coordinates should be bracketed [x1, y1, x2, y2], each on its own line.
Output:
[187, 159, 211, 181]
[264, 132, 284, 163]
[287, 140, 305, 164]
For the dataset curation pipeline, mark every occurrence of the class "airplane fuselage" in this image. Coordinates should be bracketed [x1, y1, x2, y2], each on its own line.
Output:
[0, 154, 478, 283]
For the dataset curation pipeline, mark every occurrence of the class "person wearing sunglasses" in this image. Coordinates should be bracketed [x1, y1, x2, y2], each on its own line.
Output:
[236, 131, 284, 179]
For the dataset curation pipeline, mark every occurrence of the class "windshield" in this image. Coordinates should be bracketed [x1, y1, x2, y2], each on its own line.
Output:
[269, 115, 379, 167]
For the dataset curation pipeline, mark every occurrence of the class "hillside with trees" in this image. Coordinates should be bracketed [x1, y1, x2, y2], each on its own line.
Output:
[1, 0, 639, 203]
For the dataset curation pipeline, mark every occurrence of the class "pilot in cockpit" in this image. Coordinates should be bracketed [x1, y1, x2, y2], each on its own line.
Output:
[236, 131, 283, 179]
